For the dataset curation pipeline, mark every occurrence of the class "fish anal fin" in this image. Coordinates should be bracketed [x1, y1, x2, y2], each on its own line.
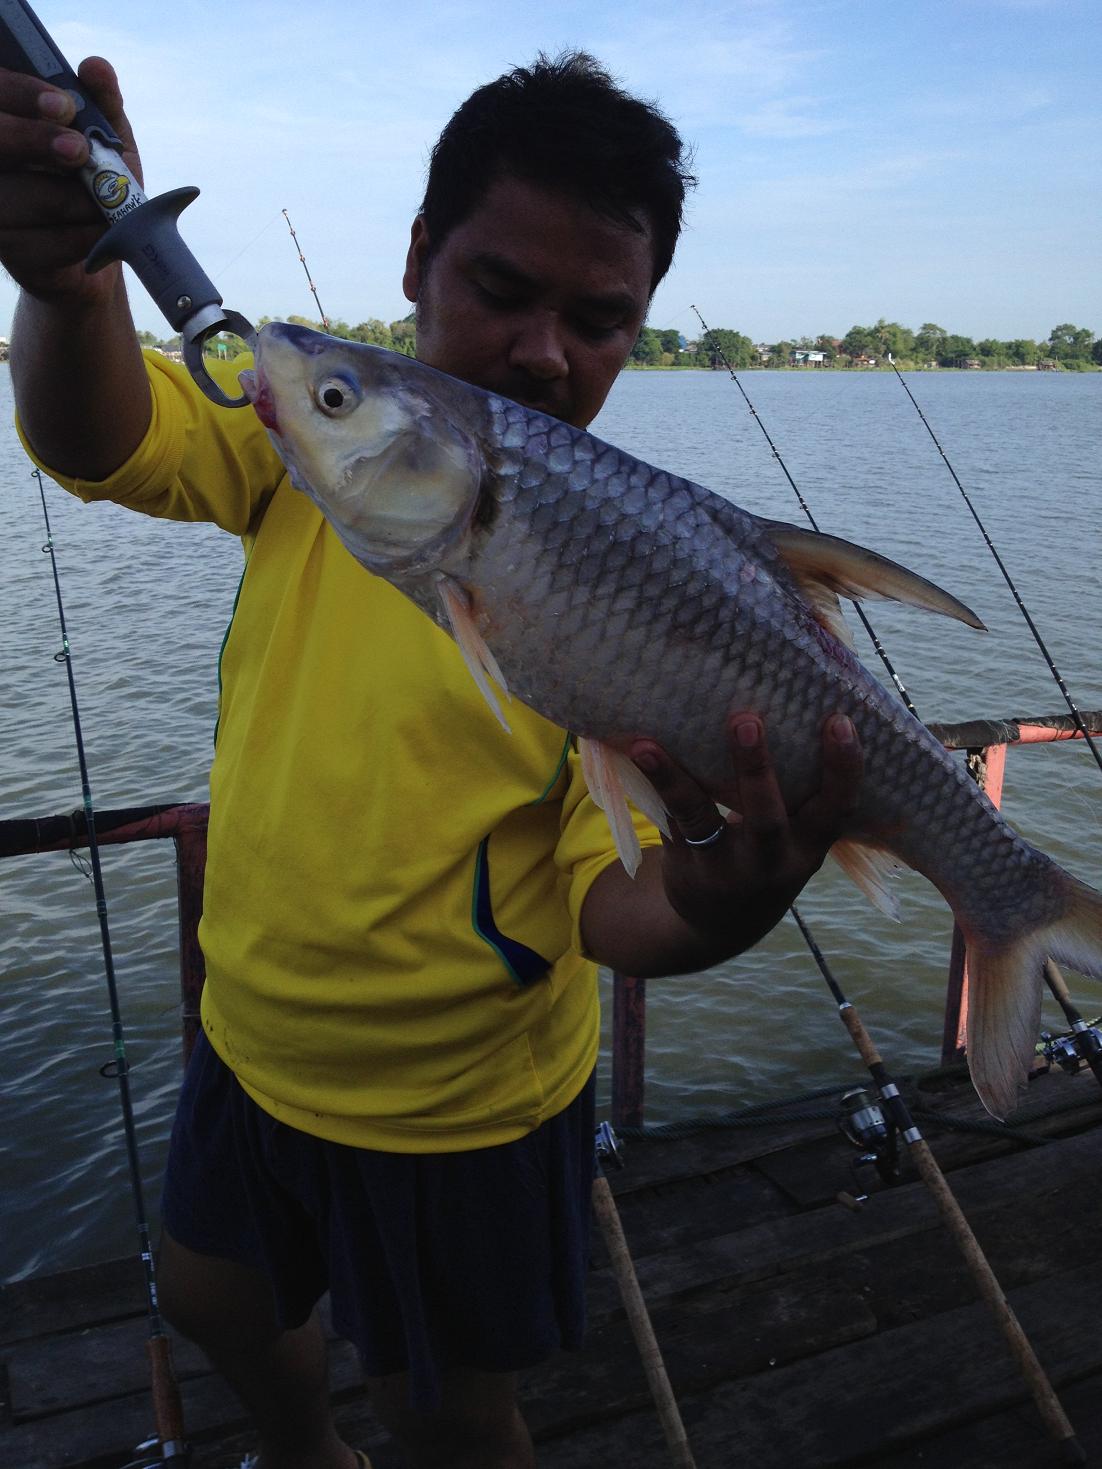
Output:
[436, 574, 511, 733]
[832, 838, 903, 920]
[579, 737, 669, 878]
[765, 521, 986, 630]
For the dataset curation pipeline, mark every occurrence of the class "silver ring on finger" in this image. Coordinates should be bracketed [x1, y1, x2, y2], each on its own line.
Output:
[683, 824, 725, 848]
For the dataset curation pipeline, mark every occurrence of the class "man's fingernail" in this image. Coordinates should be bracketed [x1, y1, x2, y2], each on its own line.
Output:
[38, 91, 70, 119]
[832, 714, 854, 743]
[734, 717, 760, 748]
[51, 132, 86, 162]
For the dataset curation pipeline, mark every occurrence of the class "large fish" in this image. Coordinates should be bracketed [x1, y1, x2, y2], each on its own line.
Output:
[240, 321, 1102, 1118]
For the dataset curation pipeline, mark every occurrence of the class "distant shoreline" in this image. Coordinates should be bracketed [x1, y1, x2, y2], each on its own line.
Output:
[622, 361, 1099, 374]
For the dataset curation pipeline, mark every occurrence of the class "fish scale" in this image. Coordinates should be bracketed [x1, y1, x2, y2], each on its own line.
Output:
[243, 321, 1102, 1119]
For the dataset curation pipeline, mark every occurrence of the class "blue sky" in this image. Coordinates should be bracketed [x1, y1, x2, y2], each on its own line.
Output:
[2, 0, 1098, 344]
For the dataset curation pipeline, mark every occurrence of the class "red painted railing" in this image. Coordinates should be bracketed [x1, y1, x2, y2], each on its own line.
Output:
[1, 710, 1098, 1122]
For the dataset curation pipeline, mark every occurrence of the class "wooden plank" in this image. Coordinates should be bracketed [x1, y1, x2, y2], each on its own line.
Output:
[588, 1124, 1102, 1319]
[589, 1163, 793, 1270]
[529, 1261, 1102, 1469]
[0, 1259, 147, 1348]
[0, 1335, 364, 1469]
[606, 1108, 845, 1196]
[527, 1272, 875, 1435]
[660, 1262, 1102, 1468]
[866, 1370, 1102, 1468]
[4, 1298, 356, 1425]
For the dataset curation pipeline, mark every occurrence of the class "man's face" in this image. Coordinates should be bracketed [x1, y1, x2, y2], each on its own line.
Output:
[403, 175, 655, 430]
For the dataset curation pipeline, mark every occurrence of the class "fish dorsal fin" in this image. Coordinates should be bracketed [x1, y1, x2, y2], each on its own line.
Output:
[832, 837, 904, 920]
[764, 521, 986, 631]
[578, 737, 669, 878]
[435, 574, 512, 733]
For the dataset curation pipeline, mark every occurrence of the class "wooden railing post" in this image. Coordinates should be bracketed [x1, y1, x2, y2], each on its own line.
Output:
[172, 807, 209, 1066]
[611, 972, 647, 1128]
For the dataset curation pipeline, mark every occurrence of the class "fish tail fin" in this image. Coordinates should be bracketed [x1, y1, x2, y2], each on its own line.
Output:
[965, 871, 1102, 1119]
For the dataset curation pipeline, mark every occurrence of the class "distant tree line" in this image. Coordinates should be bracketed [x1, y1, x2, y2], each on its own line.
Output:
[138, 312, 417, 361]
[630, 319, 1101, 370]
[132, 313, 1099, 373]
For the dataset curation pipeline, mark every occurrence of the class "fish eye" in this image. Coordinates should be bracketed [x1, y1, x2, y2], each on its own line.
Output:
[315, 375, 360, 417]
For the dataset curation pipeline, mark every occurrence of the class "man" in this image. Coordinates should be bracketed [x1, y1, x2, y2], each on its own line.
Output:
[2, 51, 861, 1469]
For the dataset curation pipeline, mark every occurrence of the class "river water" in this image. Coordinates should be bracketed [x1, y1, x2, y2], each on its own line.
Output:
[1, 363, 1099, 1281]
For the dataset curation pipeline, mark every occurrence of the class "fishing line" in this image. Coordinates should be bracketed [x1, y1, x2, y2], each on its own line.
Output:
[888, 358, 1102, 778]
[690, 306, 919, 718]
[212, 210, 283, 289]
[282, 207, 330, 328]
[32, 467, 188, 1463]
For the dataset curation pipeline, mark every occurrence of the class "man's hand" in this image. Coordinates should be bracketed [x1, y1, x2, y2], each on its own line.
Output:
[0, 56, 141, 304]
[579, 712, 863, 977]
[3, 57, 153, 479]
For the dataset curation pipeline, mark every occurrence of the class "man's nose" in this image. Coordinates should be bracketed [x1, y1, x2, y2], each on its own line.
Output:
[509, 313, 568, 379]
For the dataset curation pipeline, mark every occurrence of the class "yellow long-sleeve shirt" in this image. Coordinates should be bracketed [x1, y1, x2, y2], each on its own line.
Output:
[21, 350, 659, 1150]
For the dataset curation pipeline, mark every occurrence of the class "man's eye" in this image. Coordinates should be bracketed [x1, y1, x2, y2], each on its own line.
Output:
[576, 317, 621, 341]
[475, 282, 522, 309]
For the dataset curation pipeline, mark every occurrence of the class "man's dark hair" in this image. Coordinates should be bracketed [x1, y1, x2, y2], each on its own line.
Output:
[420, 51, 695, 293]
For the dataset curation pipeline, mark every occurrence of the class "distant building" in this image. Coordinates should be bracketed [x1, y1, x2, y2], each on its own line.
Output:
[790, 349, 826, 366]
[0, 336, 8, 362]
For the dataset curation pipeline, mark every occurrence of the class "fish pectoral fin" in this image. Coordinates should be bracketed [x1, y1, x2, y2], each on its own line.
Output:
[579, 738, 670, 878]
[435, 574, 512, 734]
[765, 521, 987, 630]
[831, 838, 904, 920]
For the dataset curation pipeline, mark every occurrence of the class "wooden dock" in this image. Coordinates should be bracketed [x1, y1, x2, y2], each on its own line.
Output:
[4, 1060, 1102, 1469]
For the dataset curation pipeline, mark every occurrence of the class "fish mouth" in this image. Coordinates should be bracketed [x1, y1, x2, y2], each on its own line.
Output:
[239, 368, 280, 434]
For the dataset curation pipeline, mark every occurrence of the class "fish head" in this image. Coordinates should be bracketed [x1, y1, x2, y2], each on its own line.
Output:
[240, 322, 483, 574]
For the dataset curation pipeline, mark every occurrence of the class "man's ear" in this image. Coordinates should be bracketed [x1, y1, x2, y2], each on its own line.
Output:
[403, 216, 430, 304]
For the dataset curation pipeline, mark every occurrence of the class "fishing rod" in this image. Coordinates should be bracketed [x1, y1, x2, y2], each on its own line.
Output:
[32, 467, 189, 1465]
[791, 907, 1086, 1465]
[886, 358, 1102, 778]
[593, 1123, 698, 1469]
[282, 208, 330, 329]
[691, 305, 919, 717]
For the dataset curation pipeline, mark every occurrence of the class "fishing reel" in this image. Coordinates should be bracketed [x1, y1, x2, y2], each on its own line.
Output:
[1041, 1022, 1102, 1076]
[837, 1086, 902, 1187]
[595, 1120, 624, 1170]
[118, 1434, 190, 1468]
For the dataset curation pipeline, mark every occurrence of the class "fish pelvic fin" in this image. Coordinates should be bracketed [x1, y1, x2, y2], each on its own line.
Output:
[966, 871, 1102, 1119]
[578, 738, 670, 879]
[831, 838, 904, 920]
[435, 574, 512, 734]
[764, 521, 986, 632]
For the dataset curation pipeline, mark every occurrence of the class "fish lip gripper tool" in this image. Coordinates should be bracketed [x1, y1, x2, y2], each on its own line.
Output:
[0, 0, 257, 407]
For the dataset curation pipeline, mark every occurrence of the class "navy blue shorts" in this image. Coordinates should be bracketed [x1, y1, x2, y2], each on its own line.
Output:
[161, 1030, 595, 1408]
